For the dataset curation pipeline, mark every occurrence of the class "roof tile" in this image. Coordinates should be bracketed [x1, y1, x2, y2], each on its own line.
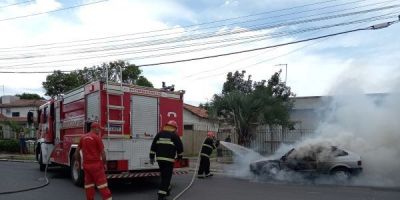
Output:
[184, 104, 208, 118]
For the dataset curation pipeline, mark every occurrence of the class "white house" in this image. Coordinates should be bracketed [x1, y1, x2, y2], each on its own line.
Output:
[290, 96, 325, 131]
[183, 104, 218, 132]
[0, 96, 46, 139]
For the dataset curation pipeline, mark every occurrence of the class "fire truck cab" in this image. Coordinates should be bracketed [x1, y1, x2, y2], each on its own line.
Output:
[35, 81, 187, 185]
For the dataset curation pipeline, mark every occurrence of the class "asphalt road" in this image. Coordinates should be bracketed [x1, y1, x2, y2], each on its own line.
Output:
[1, 161, 399, 200]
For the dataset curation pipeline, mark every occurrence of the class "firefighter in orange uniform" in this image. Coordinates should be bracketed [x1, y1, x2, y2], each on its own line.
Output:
[150, 120, 184, 200]
[75, 122, 112, 200]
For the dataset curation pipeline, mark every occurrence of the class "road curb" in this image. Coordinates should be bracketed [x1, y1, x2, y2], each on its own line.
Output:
[0, 158, 37, 163]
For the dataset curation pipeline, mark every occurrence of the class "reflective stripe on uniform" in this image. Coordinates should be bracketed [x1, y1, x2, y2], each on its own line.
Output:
[158, 190, 168, 194]
[156, 141, 175, 145]
[202, 144, 213, 149]
[201, 153, 210, 158]
[156, 157, 175, 162]
[97, 183, 108, 189]
[178, 152, 183, 156]
[150, 151, 156, 154]
[84, 184, 95, 188]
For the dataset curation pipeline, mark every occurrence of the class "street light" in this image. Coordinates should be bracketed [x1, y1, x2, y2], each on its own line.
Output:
[275, 64, 287, 84]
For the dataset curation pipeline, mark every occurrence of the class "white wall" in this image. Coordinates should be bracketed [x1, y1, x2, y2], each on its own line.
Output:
[183, 109, 218, 131]
[0, 106, 38, 118]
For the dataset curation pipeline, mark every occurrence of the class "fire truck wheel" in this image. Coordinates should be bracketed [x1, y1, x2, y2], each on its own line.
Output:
[70, 156, 84, 187]
[38, 151, 46, 172]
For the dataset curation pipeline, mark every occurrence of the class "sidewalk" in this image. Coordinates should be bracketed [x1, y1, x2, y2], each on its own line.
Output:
[187, 157, 233, 173]
[0, 153, 36, 162]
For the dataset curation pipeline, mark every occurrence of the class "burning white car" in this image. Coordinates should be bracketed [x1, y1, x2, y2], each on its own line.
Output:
[250, 145, 362, 180]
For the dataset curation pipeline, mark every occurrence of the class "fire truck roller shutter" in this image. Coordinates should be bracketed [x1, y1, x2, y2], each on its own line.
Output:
[86, 91, 100, 122]
[130, 95, 159, 170]
[130, 95, 158, 139]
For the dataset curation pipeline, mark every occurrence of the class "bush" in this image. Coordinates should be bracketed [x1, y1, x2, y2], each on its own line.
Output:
[0, 139, 19, 153]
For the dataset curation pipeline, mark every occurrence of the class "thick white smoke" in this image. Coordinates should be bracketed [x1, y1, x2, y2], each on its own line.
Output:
[299, 77, 400, 187]
[222, 75, 400, 187]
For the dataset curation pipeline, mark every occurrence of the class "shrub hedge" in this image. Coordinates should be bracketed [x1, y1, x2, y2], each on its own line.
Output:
[0, 139, 20, 152]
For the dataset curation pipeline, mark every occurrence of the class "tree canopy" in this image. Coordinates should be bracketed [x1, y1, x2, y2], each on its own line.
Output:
[16, 93, 44, 100]
[209, 70, 295, 146]
[42, 61, 153, 97]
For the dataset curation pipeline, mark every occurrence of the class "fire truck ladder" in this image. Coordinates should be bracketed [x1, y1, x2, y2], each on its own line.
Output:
[105, 66, 126, 155]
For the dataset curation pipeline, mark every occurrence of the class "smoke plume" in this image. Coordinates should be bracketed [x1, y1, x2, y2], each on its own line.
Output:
[222, 75, 400, 187]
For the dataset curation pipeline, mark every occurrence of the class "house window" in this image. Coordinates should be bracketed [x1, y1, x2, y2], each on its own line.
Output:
[6, 109, 11, 115]
[184, 124, 194, 130]
[12, 112, 20, 117]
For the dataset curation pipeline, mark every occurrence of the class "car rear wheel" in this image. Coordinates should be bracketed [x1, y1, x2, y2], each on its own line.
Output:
[331, 168, 350, 183]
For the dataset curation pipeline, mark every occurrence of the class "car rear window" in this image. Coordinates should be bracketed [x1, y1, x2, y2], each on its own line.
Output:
[334, 149, 348, 157]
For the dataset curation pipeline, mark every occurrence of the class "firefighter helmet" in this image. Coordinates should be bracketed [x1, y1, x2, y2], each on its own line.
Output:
[166, 120, 178, 129]
[207, 131, 215, 138]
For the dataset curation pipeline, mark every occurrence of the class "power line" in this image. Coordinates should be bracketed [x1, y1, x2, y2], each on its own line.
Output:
[1, 5, 398, 65]
[2, 0, 391, 58]
[0, 71, 70, 74]
[188, 1, 400, 80]
[0, 0, 342, 49]
[0, 0, 391, 54]
[0, 0, 33, 9]
[2, 15, 392, 68]
[3, 13, 396, 69]
[134, 20, 398, 67]
[0, 0, 108, 22]
[2, 19, 398, 73]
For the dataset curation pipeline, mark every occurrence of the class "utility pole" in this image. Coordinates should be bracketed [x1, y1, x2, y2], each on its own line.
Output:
[275, 64, 288, 84]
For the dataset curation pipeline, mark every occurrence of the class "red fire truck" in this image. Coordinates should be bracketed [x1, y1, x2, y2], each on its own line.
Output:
[35, 81, 188, 185]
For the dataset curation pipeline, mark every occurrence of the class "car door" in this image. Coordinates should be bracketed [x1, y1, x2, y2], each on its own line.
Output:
[285, 151, 317, 173]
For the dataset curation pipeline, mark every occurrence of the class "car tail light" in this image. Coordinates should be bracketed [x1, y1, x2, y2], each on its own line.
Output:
[357, 160, 362, 166]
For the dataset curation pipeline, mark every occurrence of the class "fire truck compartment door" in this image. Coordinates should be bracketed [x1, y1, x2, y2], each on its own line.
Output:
[86, 91, 100, 122]
[130, 95, 158, 139]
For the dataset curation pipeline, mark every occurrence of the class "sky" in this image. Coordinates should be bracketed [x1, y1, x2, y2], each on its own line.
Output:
[0, 0, 399, 105]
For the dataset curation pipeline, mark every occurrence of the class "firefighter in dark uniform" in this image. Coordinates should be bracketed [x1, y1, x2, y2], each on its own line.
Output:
[198, 131, 219, 178]
[150, 120, 183, 200]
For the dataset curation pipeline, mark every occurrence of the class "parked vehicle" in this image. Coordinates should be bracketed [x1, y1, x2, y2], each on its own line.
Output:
[250, 145, 362, 180]
[35, 80, 188, 186]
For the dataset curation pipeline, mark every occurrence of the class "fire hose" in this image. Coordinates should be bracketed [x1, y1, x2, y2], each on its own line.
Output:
[0, 147, 52, 195]
[172, 138, 208, 200]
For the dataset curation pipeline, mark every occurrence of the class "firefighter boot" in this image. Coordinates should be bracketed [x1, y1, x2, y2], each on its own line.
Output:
[158, 194, 167, 200]
[205, 173, 214, 178]
[166, 185, 171, 196]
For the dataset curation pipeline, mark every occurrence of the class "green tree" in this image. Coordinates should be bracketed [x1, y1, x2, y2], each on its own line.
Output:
[16, 93, 44, 100]
[209, 70, 294, 146]
[222, 70, 253, 94]
[42, 70, 83, 97]
[42, 60, 153, 97]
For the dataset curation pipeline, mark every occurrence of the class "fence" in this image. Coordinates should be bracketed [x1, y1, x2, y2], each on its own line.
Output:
[251, 126, 315, 155]
[182, 130, 208, 156]
[182, 128, 237, 156]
